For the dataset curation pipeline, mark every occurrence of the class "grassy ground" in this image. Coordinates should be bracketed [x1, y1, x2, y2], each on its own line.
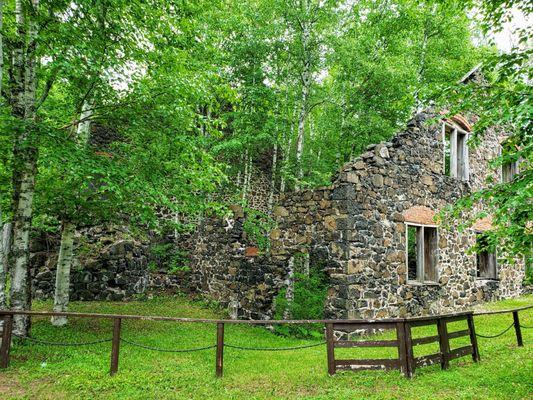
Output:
[0, 295, 531, 400]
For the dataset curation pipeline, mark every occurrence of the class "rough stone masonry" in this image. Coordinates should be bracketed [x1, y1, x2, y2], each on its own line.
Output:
[190, 110, 525, 320]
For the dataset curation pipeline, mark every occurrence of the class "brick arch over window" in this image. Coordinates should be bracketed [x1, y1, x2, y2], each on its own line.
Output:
[441, 114, 472, 132]
[473, 216, 494, 232]
[402, 206, 437, 226]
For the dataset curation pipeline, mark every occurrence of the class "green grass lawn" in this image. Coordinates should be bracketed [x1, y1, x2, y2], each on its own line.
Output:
[1, 295, 532, 400]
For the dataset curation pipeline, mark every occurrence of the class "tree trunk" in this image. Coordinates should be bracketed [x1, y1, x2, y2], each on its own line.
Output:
[0, 0, 4, 98]
[9, 158, 37, 336]
[242, 150, 252, 203]
[245, 155, 252, 203]
[295, 16, 312, 188]
[414, 4, 436, 111]
[0, 220, 12, 310]
[76, 100, 93, 145]
[268, 142, 278, 211]
[295, 72, 309, 186]
[280, 133, 293, 193]
[51, 222, 76, 326]
[50, 99, 93, 326]
[280, 100, 297, 193]
[283, 256, 295, 320]
[9, 0, 40, 337]
[10, 0, 25, 117]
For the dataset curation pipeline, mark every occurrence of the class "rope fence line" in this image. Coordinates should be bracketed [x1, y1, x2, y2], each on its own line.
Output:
[120, 338, 216, 353]
[475, 322, 515, 339]
[12, 333, 112, 346]
[224, 341, 326, 351]
[1, 305, 531, 376]
[9, 334, 327, 353]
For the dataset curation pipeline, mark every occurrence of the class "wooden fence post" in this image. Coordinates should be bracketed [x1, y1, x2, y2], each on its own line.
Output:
[110, 318, 122, 376]
[0, 315, 14, 369]
[396, 321, 410, 378]
[437, 318, 450, 370]
[326, 323, 335, 375]
[403, 321, 415, 378]
[513, 311, 523, 347]
[216, 322, 224, 377]
[467, 314, 480, 362]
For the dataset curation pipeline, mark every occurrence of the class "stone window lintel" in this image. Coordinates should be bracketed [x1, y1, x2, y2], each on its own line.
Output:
[407, 280, 440, 287]
[475, 277, 500, 282]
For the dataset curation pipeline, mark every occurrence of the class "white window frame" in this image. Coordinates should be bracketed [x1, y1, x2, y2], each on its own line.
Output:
[405, 222, 439, 284]
[442, 122, 470, 181]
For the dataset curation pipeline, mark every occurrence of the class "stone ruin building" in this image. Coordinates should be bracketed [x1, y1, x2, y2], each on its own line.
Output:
[28, 68, 525, 320]
[190, 108, 525, 320]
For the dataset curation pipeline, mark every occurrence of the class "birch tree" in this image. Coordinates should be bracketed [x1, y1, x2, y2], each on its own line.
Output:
[50, 102, 92, 326]
[280, 0, 335, 187]
[0, 0, 6, 311]
[0, 0, 3, 98]
[7, 0, 40, 336]
[34, 0, 229, 325]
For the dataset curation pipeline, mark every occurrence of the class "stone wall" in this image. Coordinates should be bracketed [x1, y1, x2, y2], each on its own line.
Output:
[28, 111, 525, 317]
[326, 112, 524, 319]
[189, 212, 283, 319]
[189, 111, 525, 320]
[30, 226, 184, 302]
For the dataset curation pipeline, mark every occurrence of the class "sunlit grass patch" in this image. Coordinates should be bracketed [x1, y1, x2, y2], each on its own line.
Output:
[1, 294, 531, 400]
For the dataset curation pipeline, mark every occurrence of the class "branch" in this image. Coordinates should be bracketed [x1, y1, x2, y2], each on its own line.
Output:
[59, 91, 167, 130]
[35, 68, 58, 111]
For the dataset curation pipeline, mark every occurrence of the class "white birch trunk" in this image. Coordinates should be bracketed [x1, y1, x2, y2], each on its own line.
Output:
[0, 0, 4, 98]
[51, 222, 76, 326]
[414, 29, 428, 112]
[414, 4, 436, 111]
[268, 142, 278, 211]
[11, 0, 25, 118]
[241, 150, 249, 202]
[10, 0, 40, 337]
[280, 102, 297, 193]
[245, 156, 252, 202]
[242, 152, 252, 204]
[283, 256, 295, 320]
[280, 134, 293, 193]
[295, 73, 309, 186]
[295, 15, 312, 188]
[0, 221, 12, 310]
[10, 162, 37, 336]
[236, 154, 243, 186]
[50, 100, 93, 325]
[76, 100, 93, 145]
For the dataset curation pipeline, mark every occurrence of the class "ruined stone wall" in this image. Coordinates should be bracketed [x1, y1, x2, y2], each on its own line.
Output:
[189, 208, 287, 320]
[30, 226, 185, 302]
[189, 111, 524, 321]
[326, 112, 524, 319]
[189, 187, 350, 319]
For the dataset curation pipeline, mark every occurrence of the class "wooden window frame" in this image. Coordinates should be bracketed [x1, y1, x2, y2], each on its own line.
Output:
[442, 122, 470, 181]
[475, 232, 498, 280]
[405, 222, 439, 285]
[500, 142, 519, 183]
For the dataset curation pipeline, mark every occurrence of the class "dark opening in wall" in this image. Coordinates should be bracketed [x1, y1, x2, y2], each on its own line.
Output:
[442, 122, 469, 181]
[406, 224, 438, 283]
[476, 232, 497, 279]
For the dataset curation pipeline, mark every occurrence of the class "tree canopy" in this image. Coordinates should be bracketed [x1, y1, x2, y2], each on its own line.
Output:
[0, 0, 529, 330]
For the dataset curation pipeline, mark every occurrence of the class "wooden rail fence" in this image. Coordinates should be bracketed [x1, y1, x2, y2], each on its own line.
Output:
[0, 305, 530, 378]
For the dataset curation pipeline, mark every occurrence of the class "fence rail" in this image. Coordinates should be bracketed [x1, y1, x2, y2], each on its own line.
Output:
[0, 305, 530, 377]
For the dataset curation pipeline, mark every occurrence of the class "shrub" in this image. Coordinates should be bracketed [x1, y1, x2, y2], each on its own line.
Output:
[242, 208, 276, 252]
[149, 242, 190, 274]
[273, 261, 328, 338]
